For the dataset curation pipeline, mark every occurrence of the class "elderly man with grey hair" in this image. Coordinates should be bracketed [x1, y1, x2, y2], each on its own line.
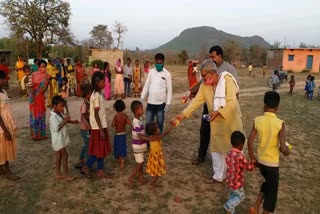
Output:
[175, 59, 243, 183]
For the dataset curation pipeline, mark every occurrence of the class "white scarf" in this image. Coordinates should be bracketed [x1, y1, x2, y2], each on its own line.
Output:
[213, 71, 239, 111]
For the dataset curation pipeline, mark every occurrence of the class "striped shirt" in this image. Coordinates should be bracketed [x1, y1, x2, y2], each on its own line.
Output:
[132, 118, 147, 145]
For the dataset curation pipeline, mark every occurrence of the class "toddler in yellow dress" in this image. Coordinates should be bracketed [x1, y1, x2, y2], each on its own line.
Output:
[143, 121, 173, 188]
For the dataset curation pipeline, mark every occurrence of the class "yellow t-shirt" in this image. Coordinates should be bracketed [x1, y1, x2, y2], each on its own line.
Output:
[248, 65, 253, 72]
[255, 112, 284, 167]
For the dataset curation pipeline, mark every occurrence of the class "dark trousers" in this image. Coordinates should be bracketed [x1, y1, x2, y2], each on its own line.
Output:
[146, 103, 165, 133]
[123, 77, 131, 96]
[259, 163, 279, 213]
[87, 156, 104, 170]
[198, 104, 211, 161]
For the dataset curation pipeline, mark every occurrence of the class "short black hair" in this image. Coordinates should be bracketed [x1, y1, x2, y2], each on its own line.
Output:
[264, 91, 280, 108]
[23, 64, 30, 71]
[155, 53, 165, 61]
[91, 71, 105, 92]
[231, 131, 245, 147]
[310, 75, 315, 81]
[82, 85, 91, 98]
[52, 95, 66, 106]
[209, 46, 224, 59]
[62, 77, 68, 83]
[130, 100, 142, 113]
[0, 70, 6, 79]
[145, 121, 157, 136]
[273, 70, 278, 75]
[113, 99, 126, 112]
[33, 58, 39, 63]
[39, 59, 47, 67]
[48, 59, 52, 63]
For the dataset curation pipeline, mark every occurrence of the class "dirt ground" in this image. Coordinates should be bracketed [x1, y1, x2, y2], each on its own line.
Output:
[1, 66, 320, 214]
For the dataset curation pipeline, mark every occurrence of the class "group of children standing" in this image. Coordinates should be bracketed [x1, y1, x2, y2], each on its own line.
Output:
[49, 71, 172, 188]
[0, 67, 291, 213]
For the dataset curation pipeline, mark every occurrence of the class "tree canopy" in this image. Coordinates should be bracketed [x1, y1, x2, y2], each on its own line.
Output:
[113, 21, 128, 49]
[90, 24, 113, 49]
[0, 0, 75, 58]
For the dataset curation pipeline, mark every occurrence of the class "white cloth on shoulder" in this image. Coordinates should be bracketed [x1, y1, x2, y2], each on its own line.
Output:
[213, 71, 239, 111]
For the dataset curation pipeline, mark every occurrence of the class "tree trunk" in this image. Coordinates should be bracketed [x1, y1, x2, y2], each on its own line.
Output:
[36, 40, 43, 59]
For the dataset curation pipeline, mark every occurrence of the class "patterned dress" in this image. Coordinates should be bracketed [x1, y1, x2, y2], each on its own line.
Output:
[46, 64, 59, 107]
[0, 90, 17, 165]
[30, 71, 50, 140]
[146, 140, 166, 176]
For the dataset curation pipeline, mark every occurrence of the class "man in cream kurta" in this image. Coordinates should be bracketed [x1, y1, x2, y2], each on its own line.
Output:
[181, 60, 243, 182]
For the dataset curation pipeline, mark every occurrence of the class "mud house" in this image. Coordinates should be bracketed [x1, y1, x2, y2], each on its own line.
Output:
[89, 49, 123, 68]
[267, 48, 320, 73]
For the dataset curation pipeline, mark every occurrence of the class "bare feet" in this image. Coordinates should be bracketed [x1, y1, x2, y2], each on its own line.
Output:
[138, 178, 147, 185]
[128, 177, 134, 188]
[63, 175, 76, 181]
[5, 173, 20, 181]
[250, 207, 258, 214]
[120, 159, 125, 169]
[97, 170, 114, 179]
[55, 175, 65, 180]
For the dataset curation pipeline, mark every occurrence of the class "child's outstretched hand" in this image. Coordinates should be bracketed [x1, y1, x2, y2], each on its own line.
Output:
[64, 115, 71, 123]
[100, 129, 106, 139]
[71, 120, 79, 124]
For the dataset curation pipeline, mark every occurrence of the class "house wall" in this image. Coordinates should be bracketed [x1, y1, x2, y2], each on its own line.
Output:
[266, 49, 283, 69]
[89, 49, 124, 68]
[283, 49, 320, 73]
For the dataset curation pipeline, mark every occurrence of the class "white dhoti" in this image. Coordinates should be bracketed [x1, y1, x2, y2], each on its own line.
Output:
[211, 152, 227, 182]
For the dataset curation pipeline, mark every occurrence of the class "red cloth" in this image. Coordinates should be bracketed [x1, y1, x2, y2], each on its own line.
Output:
[188, 65, 197, 89]
[88, 128, 112, 158]
[225, 148, 255, 190]
[0, 64, 10, 80]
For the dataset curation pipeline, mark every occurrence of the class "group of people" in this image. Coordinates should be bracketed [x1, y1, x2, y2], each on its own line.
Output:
[0, 46, 292, 213]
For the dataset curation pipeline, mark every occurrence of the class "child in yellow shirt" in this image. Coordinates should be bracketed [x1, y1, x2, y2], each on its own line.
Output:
[248, 91, 290, 214]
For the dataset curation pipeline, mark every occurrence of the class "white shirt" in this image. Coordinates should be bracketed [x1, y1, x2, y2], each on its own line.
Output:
[90, 91, 107, 129]
[49, 111, 71, 151]
[141, 67, 172, 105]
[123, 65, 133, 78]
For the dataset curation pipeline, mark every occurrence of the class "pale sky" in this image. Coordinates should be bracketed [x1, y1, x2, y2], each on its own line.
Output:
[1, 0, 320, 50]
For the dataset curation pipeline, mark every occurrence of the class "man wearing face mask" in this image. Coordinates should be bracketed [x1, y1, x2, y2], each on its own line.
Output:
[175, 59, 243, 183]
[191, 46, 239, 165]
[141, 53, 172, 133]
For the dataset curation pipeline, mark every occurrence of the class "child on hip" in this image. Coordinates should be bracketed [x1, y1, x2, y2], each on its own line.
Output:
[50, 96, 79, 181]
[111, 99, 131, 169]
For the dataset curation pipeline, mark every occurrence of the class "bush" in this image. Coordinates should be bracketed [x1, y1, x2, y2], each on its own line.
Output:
[301, 69, 311, 73]
[90, 59, 104, 70]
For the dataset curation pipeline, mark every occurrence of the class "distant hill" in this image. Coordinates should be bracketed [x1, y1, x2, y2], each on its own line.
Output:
[154, 26, 270, 54]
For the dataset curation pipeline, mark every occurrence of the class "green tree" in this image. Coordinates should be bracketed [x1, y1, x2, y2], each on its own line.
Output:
[223, 40, 241, 63]
[90, 25, 113, 49]
[113, 21, 128, 49]
[178, 49, 188, 64]
[0, 0, 75, 58]
[299, 42, 307, 48]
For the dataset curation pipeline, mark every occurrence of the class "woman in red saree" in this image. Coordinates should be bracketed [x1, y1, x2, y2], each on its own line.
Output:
[30, 60, 50, 140]
[75, 60, 85, 96]
[188, 61, 198, 89]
